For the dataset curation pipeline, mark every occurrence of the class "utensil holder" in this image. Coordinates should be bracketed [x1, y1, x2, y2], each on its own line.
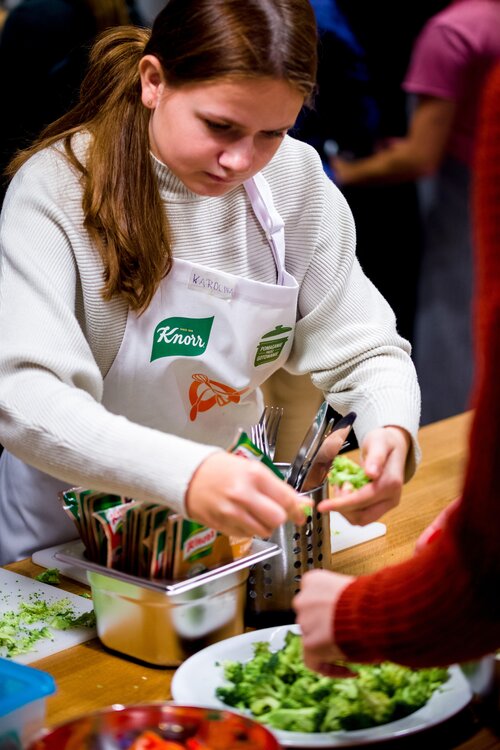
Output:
[245, 463, 334, 628]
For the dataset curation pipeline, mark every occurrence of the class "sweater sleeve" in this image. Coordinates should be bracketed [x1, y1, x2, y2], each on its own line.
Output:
[0, 149, 220, 515]
[332, 61, 500, 669]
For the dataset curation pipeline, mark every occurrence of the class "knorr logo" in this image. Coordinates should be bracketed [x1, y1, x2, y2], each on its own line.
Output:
[151, 316, 214, 361]
[183, 527, 217, 560]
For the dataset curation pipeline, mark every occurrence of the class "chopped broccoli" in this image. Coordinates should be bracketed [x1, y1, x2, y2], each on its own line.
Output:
[216, 632, 449, 733]
[258, 706, 319, 733]
[0, 596, 95, 658]
[35, 568, 61, 585]
[328, 455, 371, 489]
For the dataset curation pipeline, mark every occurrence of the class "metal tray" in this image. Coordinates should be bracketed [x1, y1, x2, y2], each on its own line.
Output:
[55, 538, 281, 595]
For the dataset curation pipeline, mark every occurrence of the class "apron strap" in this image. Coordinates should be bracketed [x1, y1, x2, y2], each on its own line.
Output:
[244, 173, 286, 286]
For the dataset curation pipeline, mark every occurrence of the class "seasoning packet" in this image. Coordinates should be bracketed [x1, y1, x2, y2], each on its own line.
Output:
[169, 515, 234, 580]
[228, 430, 284, 479]
[93, 500, 141, 569]
[60, 487, 131, 564]
[225, 430, 285, 558]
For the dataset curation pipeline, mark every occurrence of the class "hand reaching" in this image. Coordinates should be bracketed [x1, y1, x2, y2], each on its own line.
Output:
[317, 426, 411, 525]
[293, 568, 355, 677]
[185, 451, 311, 537]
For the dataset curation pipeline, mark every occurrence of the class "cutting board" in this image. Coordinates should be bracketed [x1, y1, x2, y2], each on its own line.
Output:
[0, 568, 96, 664]
[330, 511, 386, 553]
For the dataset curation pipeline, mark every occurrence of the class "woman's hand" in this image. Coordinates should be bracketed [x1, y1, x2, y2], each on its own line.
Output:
[293, 569, 355, 677]
[317, 426, 411, 525]
[185, 451, 310, 537]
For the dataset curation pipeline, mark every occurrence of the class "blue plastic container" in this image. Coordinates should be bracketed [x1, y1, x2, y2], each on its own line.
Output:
[0, 659, 56, 749]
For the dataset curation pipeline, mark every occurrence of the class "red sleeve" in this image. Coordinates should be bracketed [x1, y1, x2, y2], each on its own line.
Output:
[333, 62, 500, 669]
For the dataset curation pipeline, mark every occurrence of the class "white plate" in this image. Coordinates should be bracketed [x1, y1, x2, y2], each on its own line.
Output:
[171, 624, 472, 747]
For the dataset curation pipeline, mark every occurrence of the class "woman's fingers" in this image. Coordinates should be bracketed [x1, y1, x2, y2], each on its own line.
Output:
[185, 451, 310, 537]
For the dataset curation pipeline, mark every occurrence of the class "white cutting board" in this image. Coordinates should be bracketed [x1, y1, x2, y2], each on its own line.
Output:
[330, 511, 386, 553]
[32, 540, 89, 585]
[0, 568, 96, 664]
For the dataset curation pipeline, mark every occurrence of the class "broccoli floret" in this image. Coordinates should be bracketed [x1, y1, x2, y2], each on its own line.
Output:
[328, 455, 371, 489]
[35, 568, 61, 585]
[260, 706, 320, 733]
[216, 633, 450, 734]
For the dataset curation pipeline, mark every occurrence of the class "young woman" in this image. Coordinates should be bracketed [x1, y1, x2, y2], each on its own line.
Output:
[0, 0, 420, 565]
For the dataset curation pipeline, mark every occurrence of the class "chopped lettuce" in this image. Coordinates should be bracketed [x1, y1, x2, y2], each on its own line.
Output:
[328, 455, 371, 490]
[216, 631, 449, 733]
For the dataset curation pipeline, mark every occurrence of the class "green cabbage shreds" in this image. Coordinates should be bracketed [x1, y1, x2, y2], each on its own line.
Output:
[0, 596, 96, 658]
[328, 455, 371, 489]
[216, 631, 449, 733]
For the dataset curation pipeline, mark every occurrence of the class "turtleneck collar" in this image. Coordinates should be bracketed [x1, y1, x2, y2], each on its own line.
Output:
[150, 151, 213, 203]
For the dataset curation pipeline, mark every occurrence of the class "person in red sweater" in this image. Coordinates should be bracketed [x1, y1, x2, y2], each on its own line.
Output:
[293, 59, 500, 670]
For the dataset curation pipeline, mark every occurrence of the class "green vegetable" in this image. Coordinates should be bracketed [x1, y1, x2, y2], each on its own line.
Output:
[35, 567, 61, 585]
[328, 455, 371, 489]
[216, 631, 449, 733]
[0, 597, 96, 657]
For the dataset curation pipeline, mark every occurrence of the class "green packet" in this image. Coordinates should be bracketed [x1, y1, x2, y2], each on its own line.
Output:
[229, 430, 311, 520]
[229, 430, 284, 479]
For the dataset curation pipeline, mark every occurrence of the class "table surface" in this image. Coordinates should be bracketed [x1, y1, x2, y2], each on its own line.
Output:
[7, 410, 500, 749]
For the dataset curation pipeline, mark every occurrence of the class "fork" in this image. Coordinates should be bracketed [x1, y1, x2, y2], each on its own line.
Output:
[250, 405, 283, 459]
[262, 405, 283, 461]
[250, 422, 267, 453]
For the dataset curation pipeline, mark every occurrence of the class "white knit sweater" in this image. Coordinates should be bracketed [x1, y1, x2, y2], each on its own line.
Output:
[0, 134, 421, 521]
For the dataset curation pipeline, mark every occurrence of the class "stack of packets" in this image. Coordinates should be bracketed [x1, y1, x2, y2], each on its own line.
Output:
[59, 430, 279, 582]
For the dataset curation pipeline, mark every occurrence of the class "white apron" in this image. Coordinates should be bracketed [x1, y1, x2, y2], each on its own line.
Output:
[0, 173, 299, 564]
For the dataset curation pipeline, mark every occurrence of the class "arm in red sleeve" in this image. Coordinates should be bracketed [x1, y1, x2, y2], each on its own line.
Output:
[333, 62, 500, 668]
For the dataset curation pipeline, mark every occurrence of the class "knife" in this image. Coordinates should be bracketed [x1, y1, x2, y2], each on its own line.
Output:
[298, 410, 356, 492]
[285, 401, 329, 489]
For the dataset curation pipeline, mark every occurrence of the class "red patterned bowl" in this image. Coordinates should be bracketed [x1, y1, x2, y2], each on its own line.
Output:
[28, 703, 282, 750]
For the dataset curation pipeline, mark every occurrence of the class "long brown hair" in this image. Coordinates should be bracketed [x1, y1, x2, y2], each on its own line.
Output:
[84, 0, 131, 31]
[9, 0, 317, 313]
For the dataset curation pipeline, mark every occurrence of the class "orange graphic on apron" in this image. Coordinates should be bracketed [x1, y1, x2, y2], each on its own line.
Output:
[188, 374, 249, 421]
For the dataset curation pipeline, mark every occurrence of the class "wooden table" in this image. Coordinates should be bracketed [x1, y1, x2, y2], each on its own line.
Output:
[7, 411, 500, 749]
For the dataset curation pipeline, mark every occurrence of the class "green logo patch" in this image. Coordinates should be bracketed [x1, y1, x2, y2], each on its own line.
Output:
[254, 324, 293, 366]
[151, 316, 214, 361]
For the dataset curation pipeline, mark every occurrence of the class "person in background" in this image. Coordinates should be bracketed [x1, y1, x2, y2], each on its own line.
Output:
[329, 0, 500, 425]
[294, 59, 500, 668]
[0, 0, 143, 206]
[0, 0, 420, 566]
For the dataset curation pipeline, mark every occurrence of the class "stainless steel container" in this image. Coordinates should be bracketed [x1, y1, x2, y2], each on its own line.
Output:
[56, 539, 280, 666]
[245, 463, 334, 627]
